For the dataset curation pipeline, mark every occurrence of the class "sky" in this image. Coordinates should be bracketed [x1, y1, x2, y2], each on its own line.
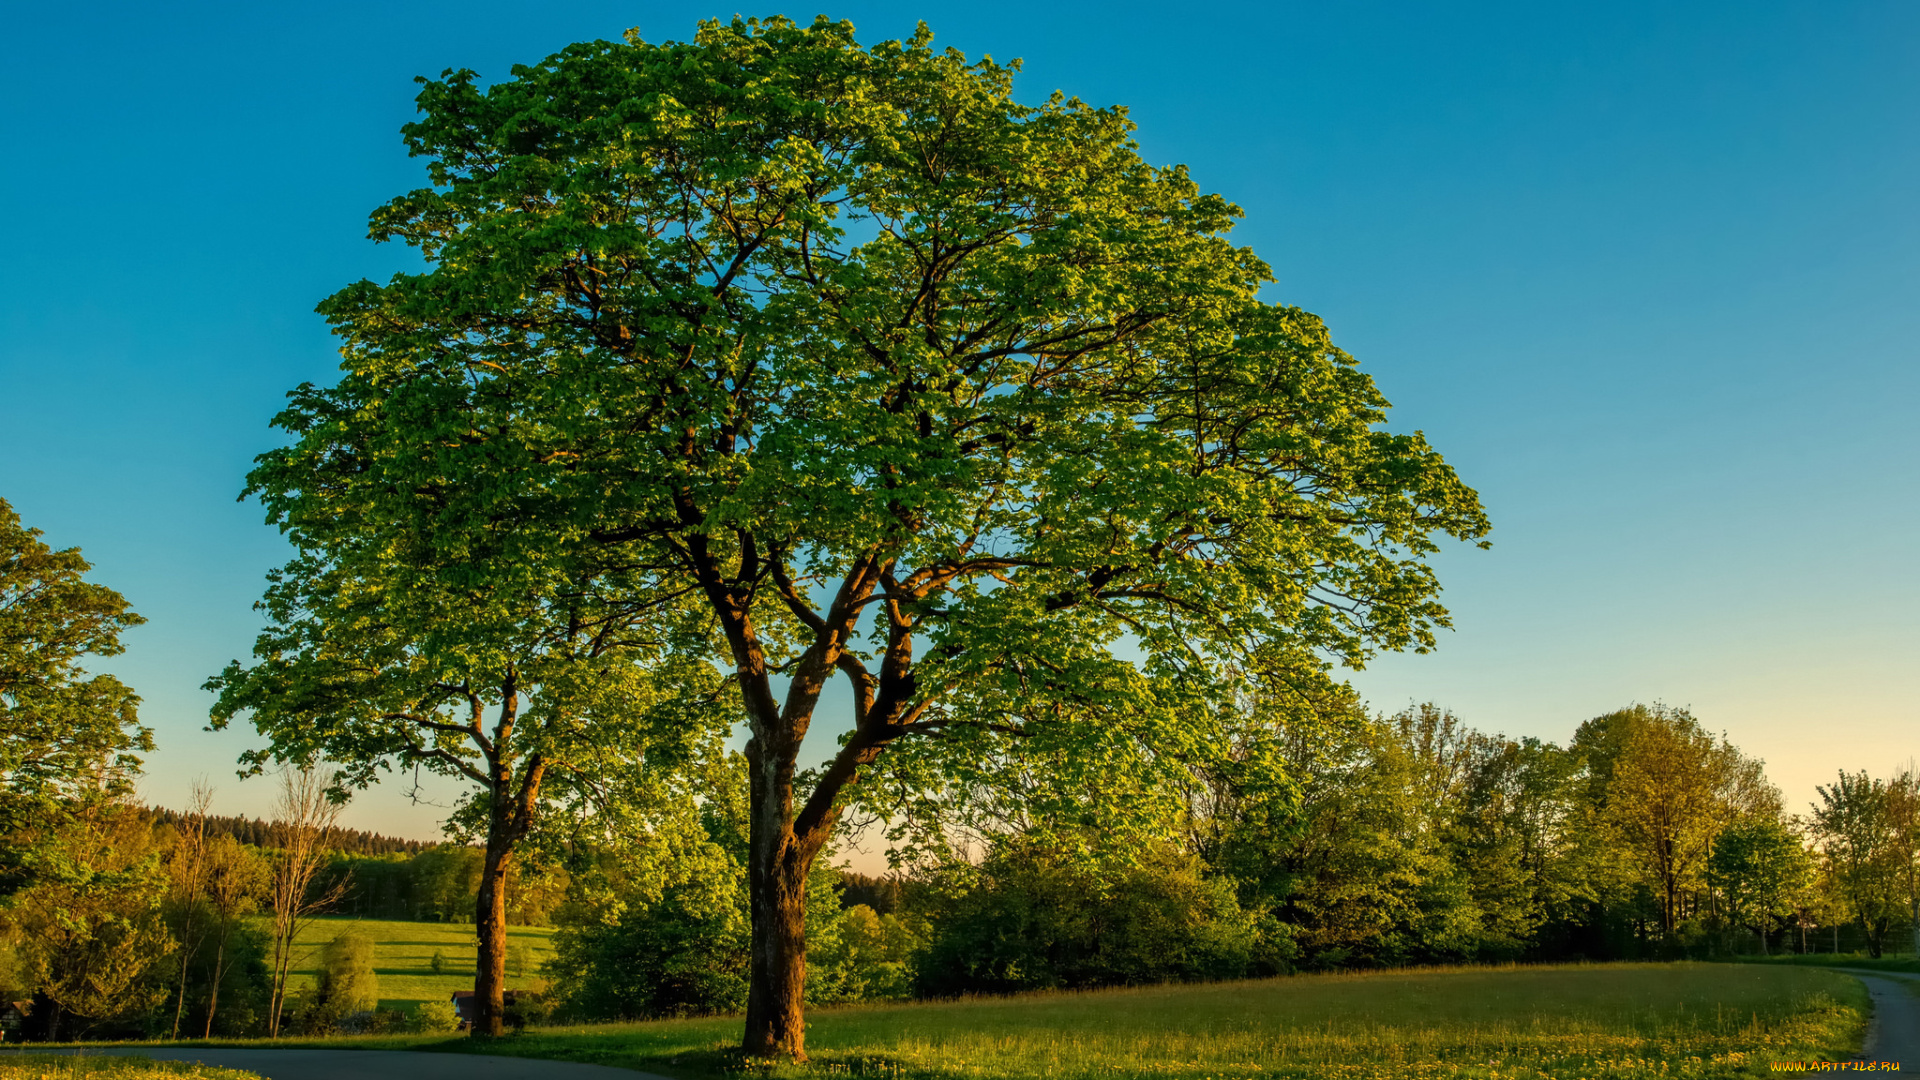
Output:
[2, 1, 1915, 845]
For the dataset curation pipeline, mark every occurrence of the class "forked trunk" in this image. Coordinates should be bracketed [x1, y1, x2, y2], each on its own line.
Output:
[472, 840, 512, 1038]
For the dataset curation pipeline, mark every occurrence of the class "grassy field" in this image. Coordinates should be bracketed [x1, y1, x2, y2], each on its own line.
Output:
[0, 1056, 257, 1080]
[193, 962, 1864, 1080]
[280, 916, 556, 1008]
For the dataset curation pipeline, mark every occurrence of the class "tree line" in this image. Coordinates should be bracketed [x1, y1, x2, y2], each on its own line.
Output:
[535, 700, 1920, 1022]
[140, 807, 429, 857]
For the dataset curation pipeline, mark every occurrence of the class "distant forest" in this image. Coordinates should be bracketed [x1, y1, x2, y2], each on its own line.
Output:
[139, 805, 431, 856]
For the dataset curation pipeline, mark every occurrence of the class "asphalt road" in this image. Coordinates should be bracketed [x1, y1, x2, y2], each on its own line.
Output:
[26, 1048, 673, 1080]
[1831, 969, 1920, 1075]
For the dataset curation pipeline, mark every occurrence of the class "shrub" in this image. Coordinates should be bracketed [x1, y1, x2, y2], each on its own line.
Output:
[914, 842, 1277, 996]
[295, 929, 380, 1033]
[411, 1000, 459, 1033]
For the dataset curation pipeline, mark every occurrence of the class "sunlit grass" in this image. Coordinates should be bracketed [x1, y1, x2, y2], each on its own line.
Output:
[276, 915, 555, 1007]
[173, 962, 1860, 1079]
[0, 1055, 257, 1079]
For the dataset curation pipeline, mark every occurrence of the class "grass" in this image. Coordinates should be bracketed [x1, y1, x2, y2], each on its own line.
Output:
[0, 1056, 256, 1079]
[280, 916, 556, 1008]
[1734, 952, 1920, 976]
[152, 962, 1868, 1080]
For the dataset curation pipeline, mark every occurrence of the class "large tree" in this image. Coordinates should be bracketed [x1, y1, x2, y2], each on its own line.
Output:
[0, 497, 150, 892]
[276, 15, 1487, 1058]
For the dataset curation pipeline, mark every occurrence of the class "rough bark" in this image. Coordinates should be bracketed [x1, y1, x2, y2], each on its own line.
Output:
[467, 686, 542, 1041]
[472, 838, 512, 1038]
[742, 738, 815, 1059]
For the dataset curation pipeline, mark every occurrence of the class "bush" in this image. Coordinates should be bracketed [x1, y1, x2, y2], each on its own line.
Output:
[548, 869, 751, 1020]
[294, 929, 380, 1033]
[411, 1000, 459, 1033]
[914, 842, 1278, 996]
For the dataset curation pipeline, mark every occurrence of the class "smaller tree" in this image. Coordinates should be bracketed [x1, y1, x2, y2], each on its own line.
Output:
[264, 768, 348, 1036]
[1709, 818, 1809, 954]
[163, 781, 214, 1038]
[1578, 704, 1778, 944]
[0, 497, 150, 892]
[1811, 770, 1905, 958]
[199, 833, 270, 1037]
[11, 804, 174, 1040]
[1885, 769, 1920, 955]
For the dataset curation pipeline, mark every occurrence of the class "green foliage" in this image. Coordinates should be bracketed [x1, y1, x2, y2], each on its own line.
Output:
[804, 904, 920, 1004]
[547, 776, 756, 1021]
[295, 929, 379, 1032]
[412, 999, 459, 1033]
[1576, 704, 1781, 942]
[155, 914, 275, 1039]
[1811, 771, 1908, 958]
[6, 806, 175, 1040]
[1712, 818, 1812, 952]
[267, 12, 1488, 1051]
[314, 845, 565, 925]
[914, 839, 1272, 995]
[0, 498, 150, 892]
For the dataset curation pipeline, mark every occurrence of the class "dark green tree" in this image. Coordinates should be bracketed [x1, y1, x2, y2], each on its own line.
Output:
[1709, 817, 1808, 954]
[267, 14, 1487, 1058]
[1811, 771, 1905, 958]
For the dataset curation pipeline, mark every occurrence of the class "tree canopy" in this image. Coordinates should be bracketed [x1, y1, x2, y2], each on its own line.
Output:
[0, 497, 149, 884]
[248, 14, 1488, 1058]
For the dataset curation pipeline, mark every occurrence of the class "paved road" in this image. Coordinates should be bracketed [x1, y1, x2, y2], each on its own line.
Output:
[28, 1048, 674, 1080]
[1829, 969, 1920, 1075]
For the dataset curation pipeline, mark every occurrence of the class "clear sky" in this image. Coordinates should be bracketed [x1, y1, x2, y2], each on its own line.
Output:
[3, 1, 1914, 843]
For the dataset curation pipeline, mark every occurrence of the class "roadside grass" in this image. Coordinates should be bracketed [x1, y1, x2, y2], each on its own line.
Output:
[1734, 952, 1920, 976]
[279, 916, 555, 1008]
[0, 1055, 257, 1079]
[151, 962, 1866, 1080]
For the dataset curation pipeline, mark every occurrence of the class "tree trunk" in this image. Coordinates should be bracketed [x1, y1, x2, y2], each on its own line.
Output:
[471, 837, 512, 1038]
[203, 937, 225, 1038]
[741, 738, 815, 1061]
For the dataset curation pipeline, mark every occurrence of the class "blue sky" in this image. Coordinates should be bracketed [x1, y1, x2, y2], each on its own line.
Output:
[3, 1, 1914, 841]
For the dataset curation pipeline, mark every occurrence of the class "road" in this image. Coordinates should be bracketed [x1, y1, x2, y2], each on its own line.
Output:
[26, 1048, 673, 1080]
[1831, 968, 1920, 1075]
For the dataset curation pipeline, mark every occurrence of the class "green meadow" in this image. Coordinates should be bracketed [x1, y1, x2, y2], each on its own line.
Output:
[197, 962, 1863, 1080]
[279, 916, 556, 1008]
